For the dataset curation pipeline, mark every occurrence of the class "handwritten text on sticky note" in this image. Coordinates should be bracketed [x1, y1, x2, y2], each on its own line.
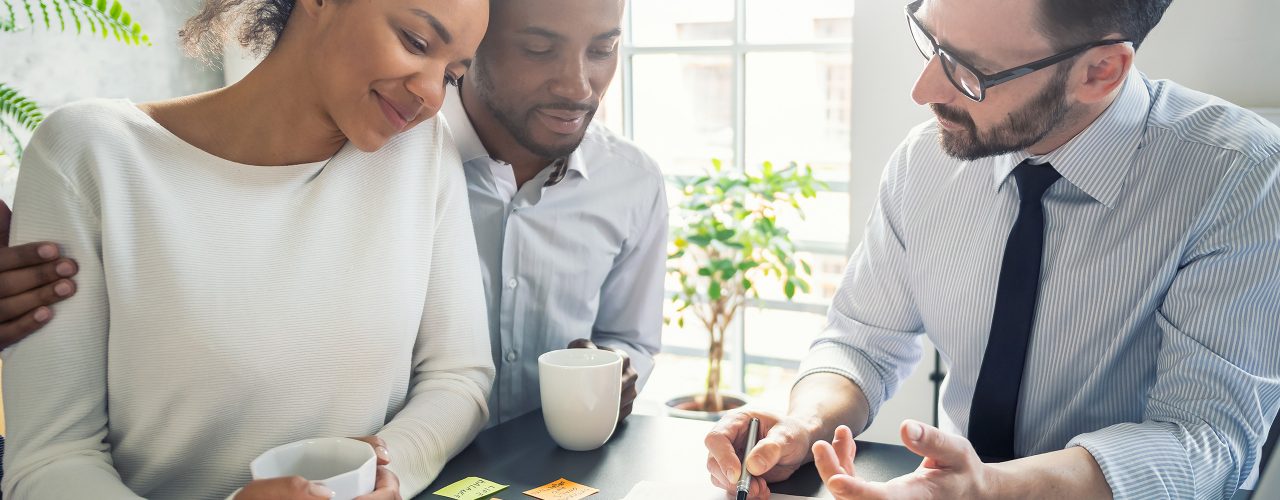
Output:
[523, 478, 599, 500]
[433, 476, 509, 500]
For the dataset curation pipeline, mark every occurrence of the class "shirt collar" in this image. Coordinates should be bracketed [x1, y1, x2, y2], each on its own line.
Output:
[442, 87, 590, 184]
[442, 87, 489, 164]
[991, 68, 1151, 209]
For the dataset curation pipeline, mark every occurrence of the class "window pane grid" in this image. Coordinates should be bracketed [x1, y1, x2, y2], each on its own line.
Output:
[620, 0, 853, 397]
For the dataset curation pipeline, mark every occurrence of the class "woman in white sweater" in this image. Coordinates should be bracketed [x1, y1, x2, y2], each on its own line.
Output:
[1, 0, 492, 499]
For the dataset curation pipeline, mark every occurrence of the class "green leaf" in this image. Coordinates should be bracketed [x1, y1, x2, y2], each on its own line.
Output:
[697, 267, 713, 277]
[1, 118, 25, 159]
[1, 1, 17, 31]
[36, 0, 50, 29]
[0, 82, 51, 160]
[784, 280, 796, 299]
[9, 0, 155, 45]
[709, 281, 722, 301]
[0, 83, 45, 132]
[801, 260, 812, 275]
[20, 0, 33, 26]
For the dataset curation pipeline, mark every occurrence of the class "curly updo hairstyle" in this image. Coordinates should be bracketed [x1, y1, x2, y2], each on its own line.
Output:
[179, 0, 299, 64]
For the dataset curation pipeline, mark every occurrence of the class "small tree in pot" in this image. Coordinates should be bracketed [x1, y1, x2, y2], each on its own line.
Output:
[666, 159, 821, 416]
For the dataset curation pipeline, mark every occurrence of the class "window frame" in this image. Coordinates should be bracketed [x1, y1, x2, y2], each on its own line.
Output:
[619, 0, 855, 392]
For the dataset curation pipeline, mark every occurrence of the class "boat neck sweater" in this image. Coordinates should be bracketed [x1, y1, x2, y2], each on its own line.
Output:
[2, 99, 494, 499]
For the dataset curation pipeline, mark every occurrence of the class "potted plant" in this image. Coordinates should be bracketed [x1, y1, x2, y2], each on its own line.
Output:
[665, 159, 822, 420]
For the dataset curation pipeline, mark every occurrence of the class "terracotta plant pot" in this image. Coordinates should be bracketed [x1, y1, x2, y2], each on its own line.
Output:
[663, 392, 750, 421]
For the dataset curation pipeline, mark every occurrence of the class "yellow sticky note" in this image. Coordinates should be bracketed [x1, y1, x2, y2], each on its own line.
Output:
[433, 476, 509, 500]
[523, 478, 599, 500]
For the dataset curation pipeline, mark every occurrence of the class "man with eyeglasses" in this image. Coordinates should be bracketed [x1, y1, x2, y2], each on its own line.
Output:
[706, 0, 1280, 498]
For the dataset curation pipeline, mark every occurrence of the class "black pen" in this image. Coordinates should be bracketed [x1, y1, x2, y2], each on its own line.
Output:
[737, 417, 761, 500]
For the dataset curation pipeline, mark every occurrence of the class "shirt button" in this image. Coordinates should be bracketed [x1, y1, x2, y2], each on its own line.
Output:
[505, 351, 517, 363]
[507, 278, 518, 289]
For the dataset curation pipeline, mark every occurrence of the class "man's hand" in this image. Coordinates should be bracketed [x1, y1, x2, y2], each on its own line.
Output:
[0, 201, 79, 349]
[705, 409, 817, 499]
[813, 420, 992, 499]
[567, 338, 638, 423]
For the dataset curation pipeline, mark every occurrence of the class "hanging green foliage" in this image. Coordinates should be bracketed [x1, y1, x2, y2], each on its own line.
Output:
[1, 0, 151, 160]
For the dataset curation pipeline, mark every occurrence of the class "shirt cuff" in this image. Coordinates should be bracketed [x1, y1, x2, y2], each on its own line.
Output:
[1066, 422, 1194, 499]
[796, 342, 889, 432]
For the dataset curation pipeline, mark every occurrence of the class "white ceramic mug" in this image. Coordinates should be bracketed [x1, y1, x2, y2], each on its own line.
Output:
[538, 348, 623, 451]
[250, 437, 377, 500]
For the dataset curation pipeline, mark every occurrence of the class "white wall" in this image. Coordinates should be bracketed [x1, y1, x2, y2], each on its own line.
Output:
[848, 0, 1280, 444]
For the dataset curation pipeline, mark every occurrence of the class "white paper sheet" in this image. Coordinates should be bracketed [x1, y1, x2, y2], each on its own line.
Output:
[621, 480, 825, 500]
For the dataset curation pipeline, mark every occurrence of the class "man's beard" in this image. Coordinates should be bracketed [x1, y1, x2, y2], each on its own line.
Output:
[931, 66, 1073, 161]
[471, 60, 596, 161]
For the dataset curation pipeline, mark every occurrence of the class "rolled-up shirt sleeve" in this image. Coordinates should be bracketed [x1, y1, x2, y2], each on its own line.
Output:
[1067, 153, 1280, 499]
[798, 139, 927, 429]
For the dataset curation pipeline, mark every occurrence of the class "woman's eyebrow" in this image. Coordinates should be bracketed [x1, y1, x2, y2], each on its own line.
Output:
[410, 8, 453, 45]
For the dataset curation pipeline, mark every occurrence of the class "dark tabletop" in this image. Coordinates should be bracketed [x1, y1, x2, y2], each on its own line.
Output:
[418, 411, 922, 500]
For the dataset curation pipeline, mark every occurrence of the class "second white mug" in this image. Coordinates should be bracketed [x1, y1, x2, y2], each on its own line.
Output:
[538, 348, 622, 451]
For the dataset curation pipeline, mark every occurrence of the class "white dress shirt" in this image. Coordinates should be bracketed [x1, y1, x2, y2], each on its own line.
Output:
[442, 89, 667, 425]
[801, 69, 1280, 498]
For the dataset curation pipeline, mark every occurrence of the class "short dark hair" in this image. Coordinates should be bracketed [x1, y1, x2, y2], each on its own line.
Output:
[1036, 0, 1174, 50]
[179, 0, 299, 64]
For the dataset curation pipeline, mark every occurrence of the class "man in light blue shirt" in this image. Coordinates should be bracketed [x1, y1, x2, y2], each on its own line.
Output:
[706, 0, 1279, 498]
[444, 0, 666, 426]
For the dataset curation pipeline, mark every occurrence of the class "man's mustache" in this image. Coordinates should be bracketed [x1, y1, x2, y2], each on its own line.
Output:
[930, 103, 974, 128]
[535, 102, 596, 113]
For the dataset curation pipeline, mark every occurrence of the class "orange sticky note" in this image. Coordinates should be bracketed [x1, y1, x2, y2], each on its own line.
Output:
[523, 478, 599, 500]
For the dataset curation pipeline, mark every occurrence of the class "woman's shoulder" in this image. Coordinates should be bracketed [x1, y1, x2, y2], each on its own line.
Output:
[37, 98, 147, 135]
[361, 114, 453, 171]
[384, 114, 447, 153]
[18, 99, 163, 196]
[27, 98, 152, 157]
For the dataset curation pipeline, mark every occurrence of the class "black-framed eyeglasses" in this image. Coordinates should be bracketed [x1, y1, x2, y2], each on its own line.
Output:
[905, 0, 1131, 102]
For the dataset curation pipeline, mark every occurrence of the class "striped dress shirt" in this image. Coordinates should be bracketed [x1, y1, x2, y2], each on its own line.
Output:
[799, 69, 1280, 498]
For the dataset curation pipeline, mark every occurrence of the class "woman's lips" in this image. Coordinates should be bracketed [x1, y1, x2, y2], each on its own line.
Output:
[375, 92, 413, 131]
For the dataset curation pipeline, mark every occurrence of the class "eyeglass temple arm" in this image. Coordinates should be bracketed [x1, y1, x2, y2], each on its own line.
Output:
[985, 39, 1132, 87]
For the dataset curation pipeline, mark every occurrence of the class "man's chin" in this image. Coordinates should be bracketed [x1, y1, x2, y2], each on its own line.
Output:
[524, 129, 588, 160]
[939, 129, 980, 160]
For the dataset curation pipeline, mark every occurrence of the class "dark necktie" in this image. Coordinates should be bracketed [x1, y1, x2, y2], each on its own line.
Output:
[968, 160, 1062, 461]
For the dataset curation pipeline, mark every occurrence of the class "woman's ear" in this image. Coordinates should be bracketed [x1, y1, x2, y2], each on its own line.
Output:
[293, 0, 328, 19]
